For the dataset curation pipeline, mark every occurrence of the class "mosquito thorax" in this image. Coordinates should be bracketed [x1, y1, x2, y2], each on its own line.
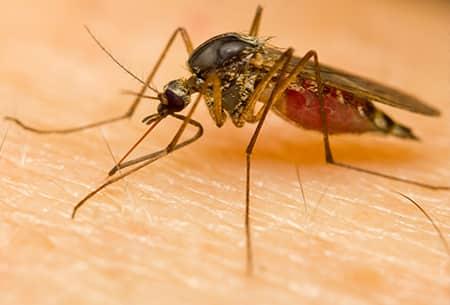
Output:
[188, 32, 260, 76]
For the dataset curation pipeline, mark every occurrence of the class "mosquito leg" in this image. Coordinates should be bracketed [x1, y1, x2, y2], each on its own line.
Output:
[242, 49, 292, 123]
[72, 117, 203, 218]
[243, 48, 294, 275]
[126, 27, 193, 117]
[246, 44, 449, 191]
[109, 71, 221, 176]
[73, 90, 204, 218]
[164, 74, 223, 153]
[72, 147, 165, 218]
[108, 116, 164, 175]
[210, 72, 226, 127]
[5, 27, 194, 134]
[249, 5, 263, 36]
[4, 114, 130, 135]
[301, 52, 450, 191]
[283, 52, 450, 252]
[328, 161, 450, 190]
[108, 115, 203, 176]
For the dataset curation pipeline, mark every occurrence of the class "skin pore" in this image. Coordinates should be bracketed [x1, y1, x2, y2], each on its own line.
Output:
[0, 1, 449, 304]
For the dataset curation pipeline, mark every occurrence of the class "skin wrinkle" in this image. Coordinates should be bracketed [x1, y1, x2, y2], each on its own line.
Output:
[0, 125, 10, 161]
[1, 1, 449, 305]
[172, 152, 442, 266]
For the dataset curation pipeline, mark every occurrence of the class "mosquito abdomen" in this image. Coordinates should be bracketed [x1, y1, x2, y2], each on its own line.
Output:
[272, 86, 418, 139]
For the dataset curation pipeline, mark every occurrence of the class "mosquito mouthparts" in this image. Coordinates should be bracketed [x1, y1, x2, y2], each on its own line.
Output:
[141, 113, 162, 125]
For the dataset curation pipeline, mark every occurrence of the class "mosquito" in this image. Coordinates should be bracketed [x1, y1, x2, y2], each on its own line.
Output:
[5, 6, 449, 274]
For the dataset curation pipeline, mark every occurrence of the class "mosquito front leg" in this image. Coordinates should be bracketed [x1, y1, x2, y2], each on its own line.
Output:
[72, 90, 204, 218]
[126, 27, 194, 117]
[5, 27, 194, 134]
[109, 72, 220, 176]
[107, 115, 203, 176]
[107, 89, 204, 176]
[209, 72, 226, 127]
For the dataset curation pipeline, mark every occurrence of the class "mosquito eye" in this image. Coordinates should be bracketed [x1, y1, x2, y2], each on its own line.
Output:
[165, 89, 185, 112]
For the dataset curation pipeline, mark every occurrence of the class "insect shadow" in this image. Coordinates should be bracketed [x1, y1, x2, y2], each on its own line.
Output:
[5, 6, 449, 274]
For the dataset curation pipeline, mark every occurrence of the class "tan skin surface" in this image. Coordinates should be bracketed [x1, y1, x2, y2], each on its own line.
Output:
[0, 1, 449, 304]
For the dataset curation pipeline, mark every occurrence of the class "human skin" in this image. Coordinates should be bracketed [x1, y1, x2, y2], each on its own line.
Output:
[0, 1, 449, 305]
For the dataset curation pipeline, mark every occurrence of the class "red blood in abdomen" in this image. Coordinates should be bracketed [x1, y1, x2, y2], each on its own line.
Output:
[273, 89, 376, 134]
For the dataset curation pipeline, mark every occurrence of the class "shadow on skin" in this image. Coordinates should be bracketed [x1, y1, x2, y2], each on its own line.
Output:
[198, 130, 422, 167]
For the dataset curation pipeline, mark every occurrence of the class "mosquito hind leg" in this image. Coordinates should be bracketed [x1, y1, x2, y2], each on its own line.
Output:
[5, 27, 194, 135]
[249, 5, 263, 36]
[301, 51, 450, 191]
[327, 158, 450, 190]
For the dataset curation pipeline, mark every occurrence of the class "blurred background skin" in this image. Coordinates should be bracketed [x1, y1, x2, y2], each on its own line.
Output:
[0, 0, 449, 304]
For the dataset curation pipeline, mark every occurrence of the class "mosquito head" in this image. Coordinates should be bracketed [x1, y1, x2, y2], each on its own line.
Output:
[157, 79, 191, 116]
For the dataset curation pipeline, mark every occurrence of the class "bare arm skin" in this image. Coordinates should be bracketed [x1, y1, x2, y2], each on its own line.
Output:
[0, 1, 449, 304]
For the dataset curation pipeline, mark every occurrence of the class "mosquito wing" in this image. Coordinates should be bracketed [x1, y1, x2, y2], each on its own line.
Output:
[267, 48, 440, 116]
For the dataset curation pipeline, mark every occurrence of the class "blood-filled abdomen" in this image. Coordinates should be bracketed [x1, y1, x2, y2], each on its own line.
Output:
[271, 84, 417, 139]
